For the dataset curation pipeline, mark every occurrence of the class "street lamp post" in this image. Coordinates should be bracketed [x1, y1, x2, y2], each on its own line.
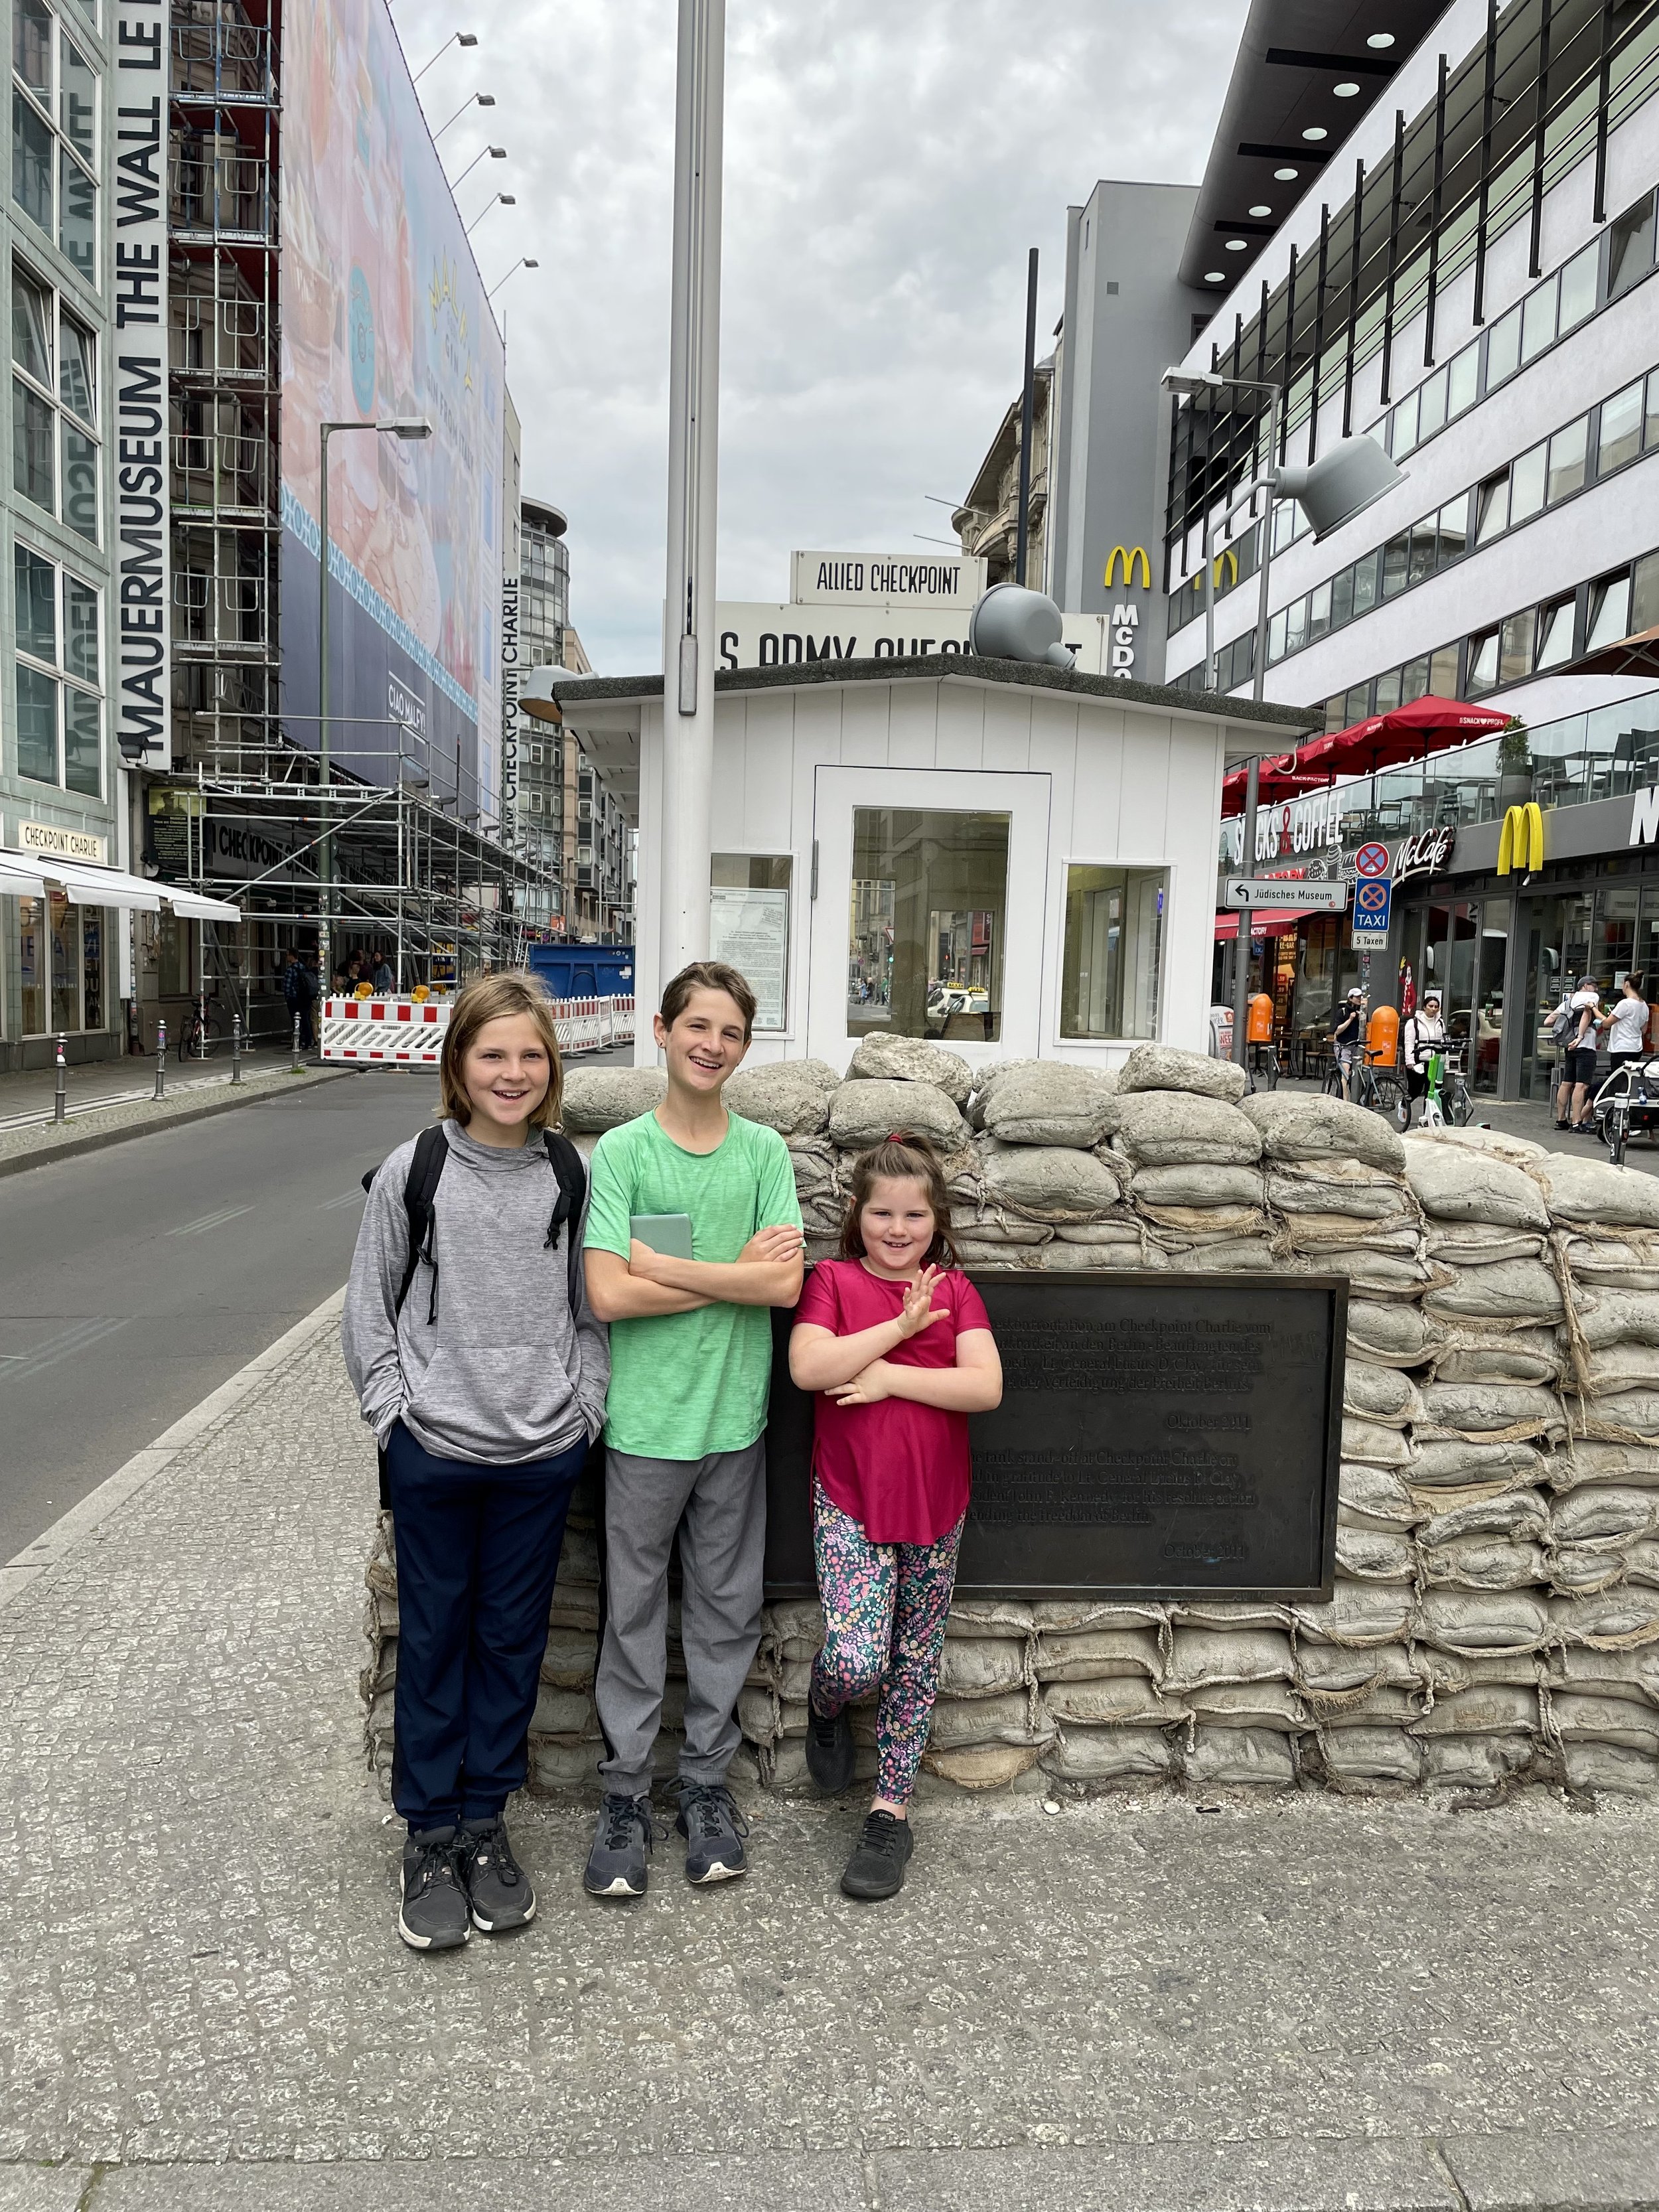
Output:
[465, 190, 515, 236]
[317, 417, 431, 990]
[1163, 367, 1405, 1066]
[433, 90, 494, 142]
[488, 256, 538, 299]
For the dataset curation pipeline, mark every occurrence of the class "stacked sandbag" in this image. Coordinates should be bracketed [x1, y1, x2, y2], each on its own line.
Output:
[358, 1050, 1659, 1800]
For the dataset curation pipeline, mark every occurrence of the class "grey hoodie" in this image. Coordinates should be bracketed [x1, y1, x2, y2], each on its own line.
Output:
[342, 1119, 610, 1465]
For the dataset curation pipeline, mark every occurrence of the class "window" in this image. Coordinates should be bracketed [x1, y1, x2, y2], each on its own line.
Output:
[1499, 609, 1534, 686]
[1521, 279, 1557, 364]
[1308, 577, 1331, 642]
[11, 0, 98, 281]
[1509, 441, 1548, 526]
[1447, 343, 1479, 419]
[13, 542, 101, 792]
[1390, 386, 1419, 459]
[1407, 517, 1437, 587]
[1558, 243, 1599, 334]
[1609, 194, 1656, 301]
[1648, 370, 1659, 453]
[1429, 644, 1461, 696]
[1382, 532, 1409, 597]
[1599, 381, 1644, 475]
[847, 808, 1009, 1042]
[1331, 565, 1354, 627]
[1469, 630, 1500, 692]
[1486, 303, 1521, 388]
[1587, 569, 1632, 653]
[11, 262, 96, 535]
[1475, 469, 1508, 547]
[1437, 495, 1469, 565]
[1547, 416, 1588, 504]
[1535, 597, 1575, 670]
[1634, 551, 1659, 639]
[709, 855, 792, 1031]
[1060, 865, 1166, 1042]
[1417, 366, 1448, 441]
[1351, 550, 1380, 618]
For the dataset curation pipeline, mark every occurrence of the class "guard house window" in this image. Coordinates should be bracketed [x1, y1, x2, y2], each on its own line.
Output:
[710, 855, 792, 1032]
[10, 0, 98, 283]
[1059, 865, 1166, 1043]
[11, 263, 97, 538]
[847, 808, 1008, 1043]
[15, 541, 102, 792]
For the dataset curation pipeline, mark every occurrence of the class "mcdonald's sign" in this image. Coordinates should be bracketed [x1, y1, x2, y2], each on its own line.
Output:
[1497, 801, 1545, 875]
[1104, 544, 1151, 590]
[1212, 547, 1238, 589]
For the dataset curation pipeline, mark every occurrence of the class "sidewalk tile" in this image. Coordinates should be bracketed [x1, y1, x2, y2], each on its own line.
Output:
[1445, 2126, 1659, 2208]
[876, 2139, 1462, 2211]
[93, 2155, 868, 2211]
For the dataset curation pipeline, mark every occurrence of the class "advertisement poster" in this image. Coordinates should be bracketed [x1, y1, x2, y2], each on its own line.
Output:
[279, 0, 505, 810]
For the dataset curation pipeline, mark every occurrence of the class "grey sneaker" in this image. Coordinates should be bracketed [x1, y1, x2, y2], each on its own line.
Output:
[674, 1779, 750, 1884]
[457, 1816, 536, 1934]
[841, 1809, 914, 1901]
[805, 1701, 857, 1793]
[583, 1792, 657, 1899]
[399, 1826, 470, 1951]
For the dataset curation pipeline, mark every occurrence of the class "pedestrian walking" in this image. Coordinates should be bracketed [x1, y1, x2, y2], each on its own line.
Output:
[342, 972, 609, 1953]
[281, 946, 317, 1051]
[579, 960, 804, 1897]
[1329, 988, 1366, 1100]
[788, 1134, 1002, 1899]
[372, 946, 396, 994]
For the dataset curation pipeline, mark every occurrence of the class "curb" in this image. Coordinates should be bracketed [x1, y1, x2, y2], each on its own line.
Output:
[0, 1284, 348, 1615]
[0, 1065, 352, 1179]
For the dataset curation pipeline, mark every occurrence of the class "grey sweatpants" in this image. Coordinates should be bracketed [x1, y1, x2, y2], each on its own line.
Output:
[595, 1439, 767, 1799]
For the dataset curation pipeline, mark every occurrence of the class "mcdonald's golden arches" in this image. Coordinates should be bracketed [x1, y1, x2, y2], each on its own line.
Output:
[1104, 544, 1151, 590]
[1211, 547, 1238, 589]
[1496, 801, 1545, 875]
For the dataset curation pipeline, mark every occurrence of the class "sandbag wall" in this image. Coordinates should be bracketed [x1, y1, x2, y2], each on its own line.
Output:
[362, 1037, 1659, 1798]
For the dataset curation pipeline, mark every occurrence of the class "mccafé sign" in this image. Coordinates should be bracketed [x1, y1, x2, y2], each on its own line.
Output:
[1393, 826, 1457, 883]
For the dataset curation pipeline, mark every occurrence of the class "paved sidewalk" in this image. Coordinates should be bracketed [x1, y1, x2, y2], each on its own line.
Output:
[3, 1301, 1659, 2209]
[0, 1059, 352, 1175]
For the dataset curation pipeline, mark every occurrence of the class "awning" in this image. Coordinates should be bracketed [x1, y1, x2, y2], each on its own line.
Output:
[1563, 621, 1659, 680]
[0, 848, 242, 921]
[1214, 909, 1303, 940]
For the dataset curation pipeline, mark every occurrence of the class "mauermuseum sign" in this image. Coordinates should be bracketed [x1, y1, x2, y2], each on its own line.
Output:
[764, 1273, 1344, 1601]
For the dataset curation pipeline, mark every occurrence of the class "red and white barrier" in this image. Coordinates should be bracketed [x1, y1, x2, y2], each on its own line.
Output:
[321, 994, 635, 1065]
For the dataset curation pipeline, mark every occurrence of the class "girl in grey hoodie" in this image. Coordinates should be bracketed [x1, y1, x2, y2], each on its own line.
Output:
[343, 972, 608, 1953]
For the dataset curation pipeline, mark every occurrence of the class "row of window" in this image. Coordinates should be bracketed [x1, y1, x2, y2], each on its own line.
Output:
[13, 261, 98, 542]
[1168, 188, 1659, 636]
[14, 540, 102, 794]
[13, 0, 100, 288]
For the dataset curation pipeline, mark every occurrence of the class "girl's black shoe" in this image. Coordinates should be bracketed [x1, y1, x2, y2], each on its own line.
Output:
[841, 1808, 914, 1900]
[805, 1702, 856, 1793]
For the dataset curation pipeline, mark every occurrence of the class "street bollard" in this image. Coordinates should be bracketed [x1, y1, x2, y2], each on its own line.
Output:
[231, 1013, 244, 1086]
[52, 1032, 67, 1124]
[291, 1013, 303, 1072]
[153, 1019, 167, 1102]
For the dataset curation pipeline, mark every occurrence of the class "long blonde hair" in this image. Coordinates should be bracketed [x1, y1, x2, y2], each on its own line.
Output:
[438, 973, 565, 1131]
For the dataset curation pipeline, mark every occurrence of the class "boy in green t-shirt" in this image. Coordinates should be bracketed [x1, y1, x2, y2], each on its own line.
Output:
[581, 960, 804, 1895]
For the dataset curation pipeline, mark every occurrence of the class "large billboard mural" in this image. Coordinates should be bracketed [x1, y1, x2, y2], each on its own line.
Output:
[280, 0, 504, 818]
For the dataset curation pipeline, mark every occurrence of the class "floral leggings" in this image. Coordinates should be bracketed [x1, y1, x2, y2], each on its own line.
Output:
[808, 1481, 965, 1806]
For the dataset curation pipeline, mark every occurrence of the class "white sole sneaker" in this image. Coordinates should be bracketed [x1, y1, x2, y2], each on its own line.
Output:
[397, 1901, 470, 1951]
[470, 1896, 537, 1933]
[687, 1858, 747, 1884]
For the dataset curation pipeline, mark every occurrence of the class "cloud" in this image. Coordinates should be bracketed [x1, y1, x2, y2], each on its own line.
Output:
[391, 0, 1248, 670]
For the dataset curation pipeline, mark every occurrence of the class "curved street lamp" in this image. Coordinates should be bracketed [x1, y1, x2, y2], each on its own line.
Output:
[413, 29, 476, 83]
[465, 191, 515, 236]
[434, 90, 494, 141]
[448, 142, 506, 190]
[488, 256, 539, 298]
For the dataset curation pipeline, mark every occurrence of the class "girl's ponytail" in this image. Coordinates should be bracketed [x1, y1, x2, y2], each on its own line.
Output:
[839, 1132, 959, 1269]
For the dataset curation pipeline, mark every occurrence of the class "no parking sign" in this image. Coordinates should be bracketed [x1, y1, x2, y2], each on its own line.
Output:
[1351, 875, 1392, 950]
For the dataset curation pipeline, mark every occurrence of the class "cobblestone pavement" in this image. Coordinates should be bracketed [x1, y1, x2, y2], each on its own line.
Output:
[4, 1305, 1659, 2209]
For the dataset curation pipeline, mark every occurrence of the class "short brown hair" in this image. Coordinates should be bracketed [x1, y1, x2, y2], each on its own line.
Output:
[839, 1134, 959, 1270]
[660, 960, 757, 1040]
[439, 972, 565, 1131]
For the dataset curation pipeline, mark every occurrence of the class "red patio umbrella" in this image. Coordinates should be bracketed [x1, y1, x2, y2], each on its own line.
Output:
[1219, 753, 1334, 817]
[1293, 695, 1510, 779]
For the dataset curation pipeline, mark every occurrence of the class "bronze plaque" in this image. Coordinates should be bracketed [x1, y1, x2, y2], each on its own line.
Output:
[763, 1270, 1344, 1601]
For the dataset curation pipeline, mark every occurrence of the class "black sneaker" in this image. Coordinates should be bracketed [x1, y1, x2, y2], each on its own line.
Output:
[674, 1779, 750, 1884]
[399, 1825, 470, 1951]
[457, 1815, 536, 1934]
[583, 1793, 657, 1899]
[840, 1809, 914, 1901]
[804, 1702, 856, 1794]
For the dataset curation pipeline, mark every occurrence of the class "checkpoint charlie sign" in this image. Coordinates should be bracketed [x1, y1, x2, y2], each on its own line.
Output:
[764, 1273, 1344, 1600]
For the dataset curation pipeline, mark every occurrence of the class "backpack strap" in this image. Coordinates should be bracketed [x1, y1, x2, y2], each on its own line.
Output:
[541, 1128, 589, 1311]
[396, 1124, 449, 1322]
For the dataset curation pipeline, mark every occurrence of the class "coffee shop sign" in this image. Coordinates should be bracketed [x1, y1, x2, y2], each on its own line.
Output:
[1222, 786, 1344, 865]
[1392, 826, 1457, 883]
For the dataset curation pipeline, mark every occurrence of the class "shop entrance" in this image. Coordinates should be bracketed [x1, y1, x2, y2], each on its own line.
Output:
[806, 765, 1051, 1070]
[1402, 895, 1510, 1094]
[1514, 881, 1659, 1099]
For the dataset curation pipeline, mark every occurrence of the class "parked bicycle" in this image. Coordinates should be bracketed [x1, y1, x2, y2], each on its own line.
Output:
[177, 992, 224, 1062]
[1324, 1054, 1403, 1124]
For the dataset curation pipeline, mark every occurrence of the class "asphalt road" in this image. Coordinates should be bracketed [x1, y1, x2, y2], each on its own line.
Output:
[0, 1070, 441, 1564]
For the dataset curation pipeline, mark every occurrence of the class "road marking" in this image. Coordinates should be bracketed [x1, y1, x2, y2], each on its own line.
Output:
[319, 1188, 367, 1210]
[0, 1315, 130, 1386]
[166, 1204, 254, 1238]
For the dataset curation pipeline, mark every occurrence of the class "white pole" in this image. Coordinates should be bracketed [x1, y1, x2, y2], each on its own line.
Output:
[659, 0, 724, 1007]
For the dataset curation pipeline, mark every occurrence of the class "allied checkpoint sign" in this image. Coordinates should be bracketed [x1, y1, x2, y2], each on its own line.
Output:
[764, 1273, 1345, 1601]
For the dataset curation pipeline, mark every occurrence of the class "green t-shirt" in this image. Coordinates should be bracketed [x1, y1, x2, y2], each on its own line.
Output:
[584, 1107, 804, 1459]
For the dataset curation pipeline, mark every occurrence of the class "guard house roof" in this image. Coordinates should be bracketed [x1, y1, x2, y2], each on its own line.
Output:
[522, 654, 1315, 830]
[1180, 0, 1453, 293]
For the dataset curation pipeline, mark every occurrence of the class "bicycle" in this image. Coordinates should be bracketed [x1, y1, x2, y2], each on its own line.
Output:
[177, 992, 225, 1062]
[1247, 1039, 1281, 1092]
[1324, 1053, 1403, 1124]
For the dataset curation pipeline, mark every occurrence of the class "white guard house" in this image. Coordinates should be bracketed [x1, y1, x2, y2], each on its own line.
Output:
[532, 656, 1309, 1074]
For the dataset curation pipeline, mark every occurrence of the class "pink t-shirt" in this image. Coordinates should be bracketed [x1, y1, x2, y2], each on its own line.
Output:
[793, 1259, 991, 1546]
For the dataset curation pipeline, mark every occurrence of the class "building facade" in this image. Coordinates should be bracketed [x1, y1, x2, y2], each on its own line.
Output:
[951, 359, 1053, 590]
[1163, 0, 1659, 1098]
[0, 0, 127, 1068]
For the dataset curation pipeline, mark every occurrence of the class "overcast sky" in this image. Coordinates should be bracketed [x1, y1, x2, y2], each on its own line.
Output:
[392, 0, 1250, 672]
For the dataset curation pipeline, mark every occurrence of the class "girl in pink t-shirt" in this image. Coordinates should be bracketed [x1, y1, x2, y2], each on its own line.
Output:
[788, 1134, 1002, 1900]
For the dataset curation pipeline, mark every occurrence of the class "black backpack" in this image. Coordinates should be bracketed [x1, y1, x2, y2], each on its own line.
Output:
[362, 1122, 590, 1507]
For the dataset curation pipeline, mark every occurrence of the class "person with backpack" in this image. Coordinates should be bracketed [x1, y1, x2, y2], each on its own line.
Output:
[1555, 976, 1604, 1132]
[342, 972, 609, 1953]
[580, 960, 804, 1898]
[1400, 990, 1447, 1126]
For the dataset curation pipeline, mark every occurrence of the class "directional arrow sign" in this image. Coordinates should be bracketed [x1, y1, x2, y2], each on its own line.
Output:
[1219, 879, 1348, 912]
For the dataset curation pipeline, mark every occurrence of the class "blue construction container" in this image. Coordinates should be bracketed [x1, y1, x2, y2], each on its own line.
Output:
[527, 944, 637, 1001]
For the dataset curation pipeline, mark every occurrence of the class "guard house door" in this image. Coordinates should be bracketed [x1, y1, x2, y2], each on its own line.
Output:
[808, 765, 1052, 1072]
